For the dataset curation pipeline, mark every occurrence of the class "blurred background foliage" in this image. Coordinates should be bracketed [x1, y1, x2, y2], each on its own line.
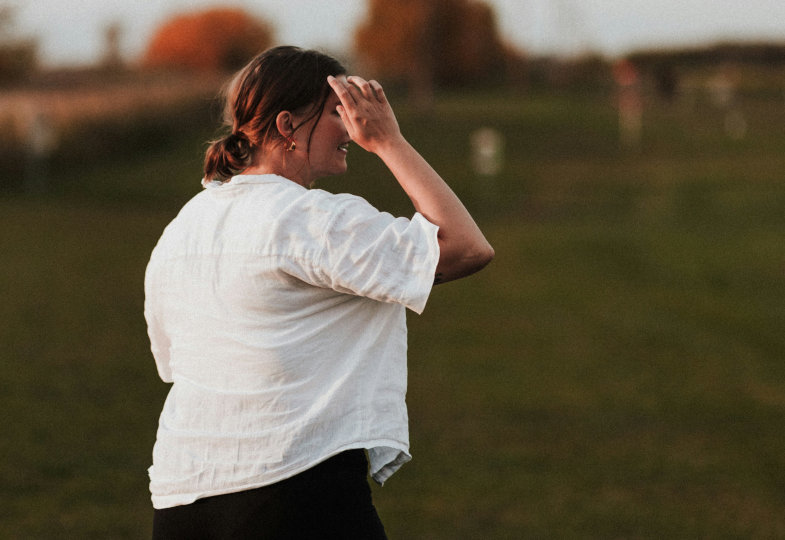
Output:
[142, 7, 274, 73]
[2, 1, 785, 538]
[0, 5, 37, 86]
[2, 0, 785, 188]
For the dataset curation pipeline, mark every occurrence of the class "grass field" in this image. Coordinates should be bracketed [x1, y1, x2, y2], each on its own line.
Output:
[2, 86, 785, 538]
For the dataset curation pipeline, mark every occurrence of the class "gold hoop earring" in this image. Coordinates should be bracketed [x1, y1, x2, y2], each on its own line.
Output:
[286, 138, 296, 152]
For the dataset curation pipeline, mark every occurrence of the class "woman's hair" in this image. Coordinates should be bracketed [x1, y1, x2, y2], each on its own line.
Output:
[204, 46, 346, 182]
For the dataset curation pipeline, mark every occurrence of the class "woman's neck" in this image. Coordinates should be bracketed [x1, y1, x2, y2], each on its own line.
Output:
[243, 150, 311, 187]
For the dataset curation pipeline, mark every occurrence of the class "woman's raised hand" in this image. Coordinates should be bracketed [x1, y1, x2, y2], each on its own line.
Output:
[329, 76, 493, 284]
[328, 75, 403, 155]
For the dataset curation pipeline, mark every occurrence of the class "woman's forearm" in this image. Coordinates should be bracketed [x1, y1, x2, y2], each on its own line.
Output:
[327, 74, 493, 282]
[376, 136, 494, 283]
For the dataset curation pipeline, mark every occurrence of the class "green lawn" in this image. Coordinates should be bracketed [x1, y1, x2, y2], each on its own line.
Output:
[2, 89, 785, 538]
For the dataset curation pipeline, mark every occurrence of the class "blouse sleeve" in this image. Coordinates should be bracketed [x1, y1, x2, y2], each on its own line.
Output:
[309, 193, 440, 314]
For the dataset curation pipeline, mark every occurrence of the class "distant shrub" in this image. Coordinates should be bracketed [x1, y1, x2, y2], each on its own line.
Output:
[52, 97, 214, 170]
[142, 8, 274, 73]
[0, 6, 38, 86]
[0, 72, 221, 194]
[0, 40, 37, 86]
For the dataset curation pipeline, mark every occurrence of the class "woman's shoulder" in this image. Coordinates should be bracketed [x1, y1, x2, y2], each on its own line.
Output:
[305, 187, 375, 210]
[276, 186, 382, 225]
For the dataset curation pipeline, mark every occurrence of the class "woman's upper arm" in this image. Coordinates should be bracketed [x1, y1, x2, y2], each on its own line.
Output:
[316, 198, 439, 311]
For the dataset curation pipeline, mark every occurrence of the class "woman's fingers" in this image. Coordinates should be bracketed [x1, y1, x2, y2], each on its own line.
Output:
[328, 74, 398, 154]
[327, 75, 356, 105]
[346, 75, 387, 103]
[346, 75, 370, 98]
[335, 75, 367, 103]
[329, 75, 387, 108]
[369, 80, 385, 102]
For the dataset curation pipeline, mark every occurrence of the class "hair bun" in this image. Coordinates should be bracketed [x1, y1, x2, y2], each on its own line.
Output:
[203, 131, 253, 183]
[226, 130, 250, 149]
[227, 130, 249, 143]
[226, 131, 251, 160]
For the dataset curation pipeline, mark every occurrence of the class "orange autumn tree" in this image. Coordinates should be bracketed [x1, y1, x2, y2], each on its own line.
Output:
[354, 0, 508, 91]
[143, 7, 274, 72]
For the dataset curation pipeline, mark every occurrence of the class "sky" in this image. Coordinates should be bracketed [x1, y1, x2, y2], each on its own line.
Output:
[10, 0, 785, 67]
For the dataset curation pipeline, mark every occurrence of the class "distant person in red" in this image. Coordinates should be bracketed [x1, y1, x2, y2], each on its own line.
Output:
[144, 46, 493, 538]
[613, 58, 642, 149]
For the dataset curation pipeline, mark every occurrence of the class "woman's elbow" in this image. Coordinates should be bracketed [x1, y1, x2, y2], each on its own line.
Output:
[470, 241, 495, 273]
[481, 241, 495, 265]
[436, 240, 494, 283]
[458, 242, 495, 279]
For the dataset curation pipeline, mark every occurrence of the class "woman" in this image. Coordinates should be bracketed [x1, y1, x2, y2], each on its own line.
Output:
[145, 46, 493, 539]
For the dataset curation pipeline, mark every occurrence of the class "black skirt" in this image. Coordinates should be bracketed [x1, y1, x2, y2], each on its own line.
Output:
[152, 449, 387, 539]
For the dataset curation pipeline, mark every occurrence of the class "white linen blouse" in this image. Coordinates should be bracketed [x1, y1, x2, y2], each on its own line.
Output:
[144, 174, 440, 509]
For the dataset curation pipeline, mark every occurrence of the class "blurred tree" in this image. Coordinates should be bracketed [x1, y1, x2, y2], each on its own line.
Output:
[142, 7, 274, 72]
[0, 5, 38, 85]
[354, 0, 432, 105]
[354, 0, 512, 99]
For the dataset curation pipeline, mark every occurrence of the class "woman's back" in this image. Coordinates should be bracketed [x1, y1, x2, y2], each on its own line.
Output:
[145, 173, 439, 509]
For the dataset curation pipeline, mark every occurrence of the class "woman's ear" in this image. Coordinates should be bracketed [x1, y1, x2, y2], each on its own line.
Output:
[275, 111, 293, 138]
